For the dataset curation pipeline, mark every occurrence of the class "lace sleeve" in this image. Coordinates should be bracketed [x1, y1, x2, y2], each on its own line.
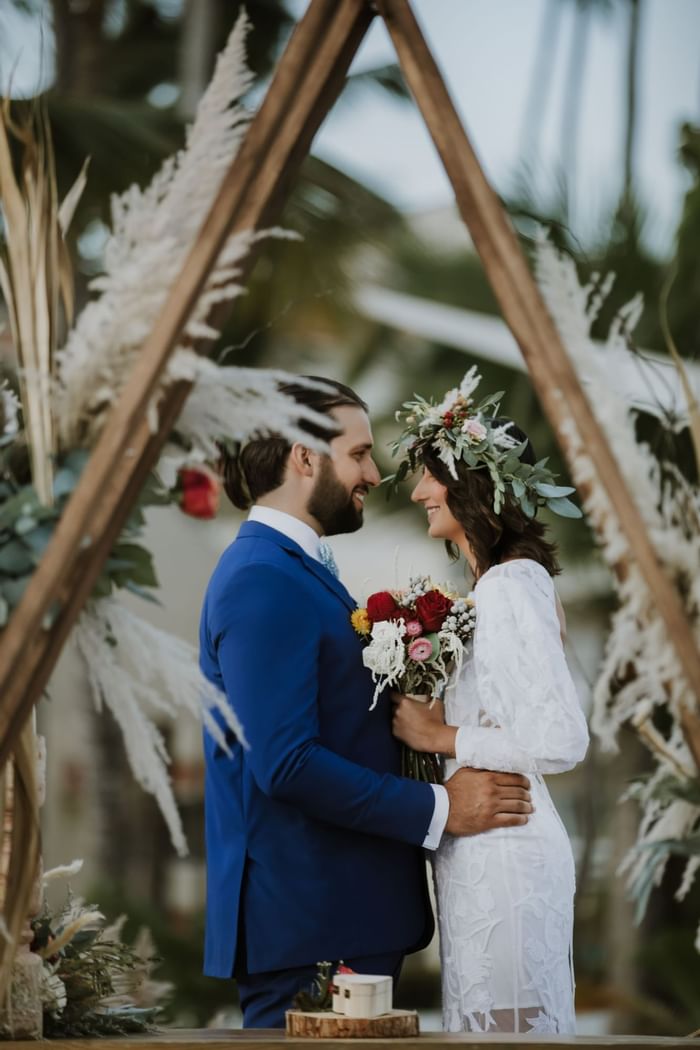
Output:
[454, 568, 589, 774]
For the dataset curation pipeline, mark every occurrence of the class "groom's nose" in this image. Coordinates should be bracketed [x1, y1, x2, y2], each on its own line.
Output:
[364, 457, 381, 487]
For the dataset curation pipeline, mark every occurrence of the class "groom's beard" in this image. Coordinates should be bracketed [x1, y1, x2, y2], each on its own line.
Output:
[307, 456, 365, 536]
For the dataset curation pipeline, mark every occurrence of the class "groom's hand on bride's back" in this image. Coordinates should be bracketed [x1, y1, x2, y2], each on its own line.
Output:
[444, 768, 532, 835]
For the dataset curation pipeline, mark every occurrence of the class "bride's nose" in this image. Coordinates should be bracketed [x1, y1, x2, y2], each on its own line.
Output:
[411, 474, 426, 503]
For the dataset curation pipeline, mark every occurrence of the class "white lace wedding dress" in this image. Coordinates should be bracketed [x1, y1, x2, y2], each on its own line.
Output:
[435, 559, 589, 1035]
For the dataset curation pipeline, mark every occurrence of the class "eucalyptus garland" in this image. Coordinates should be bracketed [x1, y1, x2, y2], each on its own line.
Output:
[0, 449, 172, 628]
[388, 367, 582, 519]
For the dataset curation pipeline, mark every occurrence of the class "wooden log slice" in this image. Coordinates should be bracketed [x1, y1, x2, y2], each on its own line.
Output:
[285, 1009, 419, 1038]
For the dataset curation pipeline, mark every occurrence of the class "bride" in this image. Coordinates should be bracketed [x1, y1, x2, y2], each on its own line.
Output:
[390, 372, 589, 1035]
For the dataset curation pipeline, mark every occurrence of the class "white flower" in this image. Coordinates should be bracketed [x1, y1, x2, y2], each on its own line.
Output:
[363, 620, 406, 710]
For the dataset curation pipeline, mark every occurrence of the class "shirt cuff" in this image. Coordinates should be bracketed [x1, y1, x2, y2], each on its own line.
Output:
[455, 725, 469, 766]
[422, 784, 449, 850]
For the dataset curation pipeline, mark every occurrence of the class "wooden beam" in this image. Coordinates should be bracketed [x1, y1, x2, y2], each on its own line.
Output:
[378, 0, 700, 703]
[0, 0, 374, 767]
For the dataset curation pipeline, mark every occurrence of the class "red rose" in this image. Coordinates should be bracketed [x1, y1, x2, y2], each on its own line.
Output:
[442, 411, 455, 427]
[178, 466, 221, 519]
[366, 590, 401, 623]
[415, 589, 452, 631]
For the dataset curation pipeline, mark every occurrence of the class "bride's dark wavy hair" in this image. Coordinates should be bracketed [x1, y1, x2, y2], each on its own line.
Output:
[420, 419, 561, 579]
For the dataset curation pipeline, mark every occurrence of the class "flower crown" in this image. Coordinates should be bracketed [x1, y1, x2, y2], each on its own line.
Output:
[389, 367, 582, 519]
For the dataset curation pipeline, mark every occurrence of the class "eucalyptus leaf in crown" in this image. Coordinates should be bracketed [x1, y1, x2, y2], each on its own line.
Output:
[388, 366, 582, 519]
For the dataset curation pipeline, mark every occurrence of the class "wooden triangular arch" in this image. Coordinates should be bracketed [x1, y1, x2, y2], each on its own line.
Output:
[1, 0, 699, 768]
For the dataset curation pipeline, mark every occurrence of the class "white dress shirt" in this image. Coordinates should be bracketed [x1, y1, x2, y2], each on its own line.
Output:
[248, 504, 449, 850]
[249, 505, 322, 560]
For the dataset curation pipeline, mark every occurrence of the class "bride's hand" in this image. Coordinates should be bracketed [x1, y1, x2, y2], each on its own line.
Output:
[391, 693, 457, 757]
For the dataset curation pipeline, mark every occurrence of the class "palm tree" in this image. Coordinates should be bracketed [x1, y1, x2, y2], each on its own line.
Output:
[0, 0, 417, 404]
[621, 0, 642, 219]
[517, 0, 565, 191]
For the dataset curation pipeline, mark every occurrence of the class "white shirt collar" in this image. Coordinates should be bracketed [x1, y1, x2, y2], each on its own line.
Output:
[248, 505, 322, 563]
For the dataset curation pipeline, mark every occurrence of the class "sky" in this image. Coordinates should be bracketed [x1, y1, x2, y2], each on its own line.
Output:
[297, 0, 700, 256]
[1, 0, 699, 257]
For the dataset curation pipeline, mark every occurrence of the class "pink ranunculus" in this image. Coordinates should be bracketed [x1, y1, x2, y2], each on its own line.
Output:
[404, 619, 423, 638]
[407, 636, 434, 663]
[463, 417, 487, 441]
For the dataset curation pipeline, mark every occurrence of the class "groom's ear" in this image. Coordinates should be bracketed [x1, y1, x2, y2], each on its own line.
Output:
[288, 442, 315, 478]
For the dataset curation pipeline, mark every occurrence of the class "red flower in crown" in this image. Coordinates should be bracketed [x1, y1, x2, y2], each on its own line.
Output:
[178, 465, 221, 519]
[366, 590, 402, 623]
[415, 590, 452, 632]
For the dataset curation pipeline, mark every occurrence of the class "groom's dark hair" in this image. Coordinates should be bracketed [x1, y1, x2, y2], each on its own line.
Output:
[219, 376, 368, 510]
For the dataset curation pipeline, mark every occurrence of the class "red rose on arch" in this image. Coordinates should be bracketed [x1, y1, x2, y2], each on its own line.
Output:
[415, 590, 452, 631]
[366, 590, 401, 623]
[178, 466, 221, 519]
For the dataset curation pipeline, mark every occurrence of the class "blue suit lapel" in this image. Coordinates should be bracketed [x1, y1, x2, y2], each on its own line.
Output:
[238, 521, 357, 613]
[297, 548, 357, 613]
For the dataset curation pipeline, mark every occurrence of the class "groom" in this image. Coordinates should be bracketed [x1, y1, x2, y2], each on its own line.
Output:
[199, 376, 532, 1028]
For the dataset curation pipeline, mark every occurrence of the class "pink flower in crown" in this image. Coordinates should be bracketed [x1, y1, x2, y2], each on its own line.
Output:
[463, 417, 487, 442]
[404, 619, 423, 638]
[407, 637, 434, 662]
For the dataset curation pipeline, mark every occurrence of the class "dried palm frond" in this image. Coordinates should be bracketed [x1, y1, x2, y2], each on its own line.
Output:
[160, 360, 334, 477]
[54, 11, 258, 451]
[534, 233, 700, 937]
[0, 98, 83, 503]
[73, 598, 246, 857]
[535, 235, 700, 742]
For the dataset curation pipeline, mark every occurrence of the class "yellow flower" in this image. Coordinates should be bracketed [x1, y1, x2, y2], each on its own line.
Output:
[351, 608, 371, 636]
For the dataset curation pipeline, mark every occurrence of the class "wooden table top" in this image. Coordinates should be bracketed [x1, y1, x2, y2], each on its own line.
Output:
[3, 1029, 699, 1050]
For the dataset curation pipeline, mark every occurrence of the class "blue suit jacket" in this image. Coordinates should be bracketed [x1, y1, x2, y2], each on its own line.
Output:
[199, 521, 435, 977]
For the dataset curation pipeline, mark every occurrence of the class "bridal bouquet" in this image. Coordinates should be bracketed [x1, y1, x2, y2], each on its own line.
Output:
[351, 576, 476, 782]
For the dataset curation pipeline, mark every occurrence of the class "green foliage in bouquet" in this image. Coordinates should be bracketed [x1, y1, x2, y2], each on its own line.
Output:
[401, 741, 442, 785]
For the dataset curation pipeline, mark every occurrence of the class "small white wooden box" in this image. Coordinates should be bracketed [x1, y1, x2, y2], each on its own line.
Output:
[331, 974, 393, 1018]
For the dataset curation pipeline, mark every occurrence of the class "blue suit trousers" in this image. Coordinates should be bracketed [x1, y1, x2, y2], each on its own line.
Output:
[237, 951, 404, 1029]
